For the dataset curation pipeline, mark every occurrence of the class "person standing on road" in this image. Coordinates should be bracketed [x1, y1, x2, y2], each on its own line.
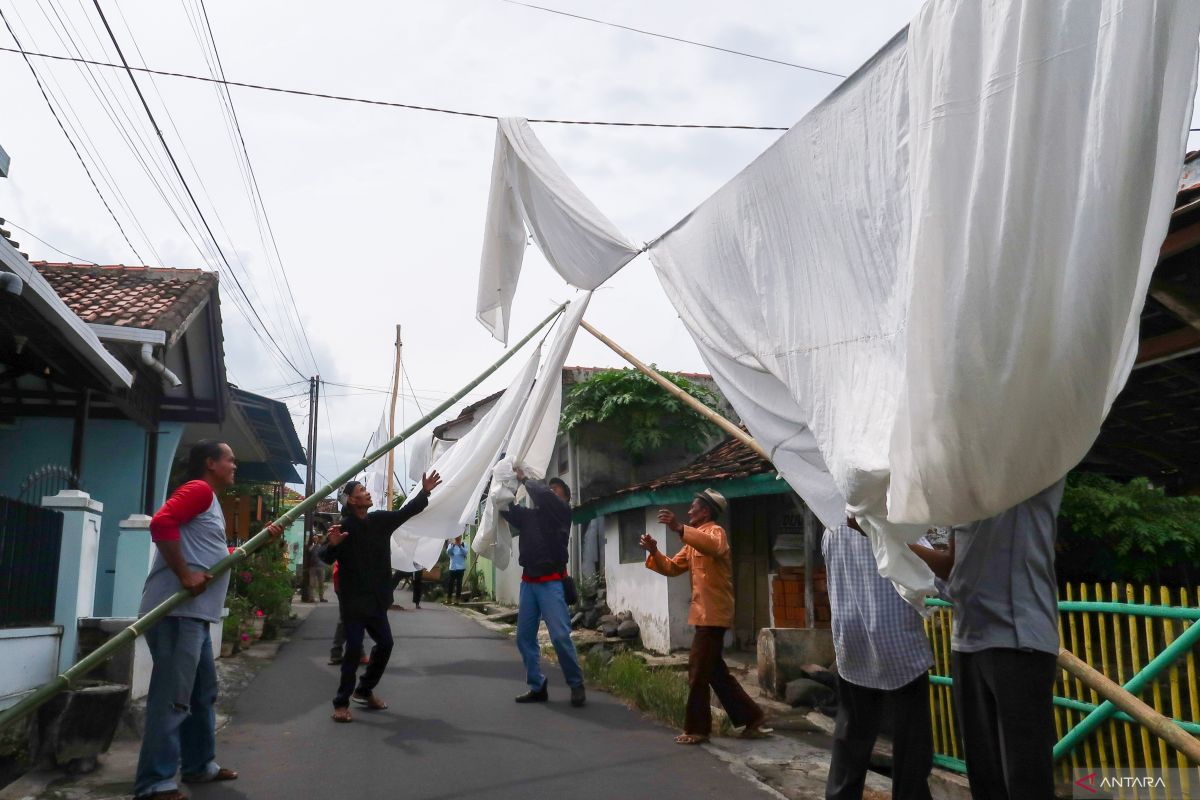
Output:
[320, 471, 442, 723]
[908, 478, 1066, 800]
[445, 535, 468, 604]
[307, 534, 327, 602]
[641, 489, 767, 746]
[500, 469, 586, 708]
[134, 440, 282, 800]
[823, 523, 934, 800]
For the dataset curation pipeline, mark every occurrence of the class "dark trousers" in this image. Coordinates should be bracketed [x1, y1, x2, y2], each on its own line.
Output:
[412, 569, 424, 605]
[333, 608, 393, 708]
[686, 626, 762, 735]
[826, 674, 932, 800]
[447, 569, 465, 599]
[951, 648, 1057, 800]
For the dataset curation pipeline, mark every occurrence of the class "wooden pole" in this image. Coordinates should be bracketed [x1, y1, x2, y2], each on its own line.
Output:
[386, 324, 402, 510]
[579, 319, 772, 462]
[1057, 646, 1200, 763]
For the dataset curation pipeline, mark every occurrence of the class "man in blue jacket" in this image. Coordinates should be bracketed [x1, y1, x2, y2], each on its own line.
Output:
[500, 468, 585, 708]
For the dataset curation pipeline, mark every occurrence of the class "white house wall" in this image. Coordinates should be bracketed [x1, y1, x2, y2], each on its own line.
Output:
[0, 626, 59, 711]
[603, 504, 693, 654]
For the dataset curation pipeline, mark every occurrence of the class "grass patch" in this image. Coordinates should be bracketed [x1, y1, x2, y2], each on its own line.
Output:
[579, 650, 732, 736]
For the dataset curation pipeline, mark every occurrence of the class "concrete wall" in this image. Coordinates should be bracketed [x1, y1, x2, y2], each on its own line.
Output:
[0, 626, 60, 711]
[0, 416, 184, 616]
[602, 504, 693, 654]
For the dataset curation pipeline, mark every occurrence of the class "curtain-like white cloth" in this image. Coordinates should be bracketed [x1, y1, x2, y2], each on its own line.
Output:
[471, 294, 592, 568]
[649, 0, 1200, 604]
[477, 118, 640, 343]
[362, 414, 391, 507]
[468, 0, 1200, 606]
[392, 346, 542, 570]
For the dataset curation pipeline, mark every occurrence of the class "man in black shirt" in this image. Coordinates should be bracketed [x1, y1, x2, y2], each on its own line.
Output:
[500, 468, 585, 708]
[321, 471, 441, 722]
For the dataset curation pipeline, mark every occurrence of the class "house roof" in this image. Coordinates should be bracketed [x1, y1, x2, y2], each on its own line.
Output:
[0, 243, 133, 390]
[573, 434, 788, 523]
[31, 262, 217, 339]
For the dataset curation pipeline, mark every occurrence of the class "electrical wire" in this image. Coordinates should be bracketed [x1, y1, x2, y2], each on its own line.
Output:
[90, 0, 308, 380]
[0, 43, 791, 131]
[500, 1, 846, 79]
[193, 0, 320, 375]
[1, 219, 99, 264]
[0, 6, 145, 262]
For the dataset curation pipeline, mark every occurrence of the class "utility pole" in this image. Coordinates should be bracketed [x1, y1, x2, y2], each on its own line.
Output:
[386, 326, 401, 511]
[300, 375, 321, 601]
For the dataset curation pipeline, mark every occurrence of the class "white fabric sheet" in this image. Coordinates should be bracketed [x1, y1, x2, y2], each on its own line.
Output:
[648, 0, 1200, 604]
[471, 295, 591, 568]
[392, 347, 541, 571]
[476, 118, 639, 343]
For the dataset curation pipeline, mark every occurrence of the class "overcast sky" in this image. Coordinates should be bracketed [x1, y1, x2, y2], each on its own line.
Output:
[3, 1, 1199, 492]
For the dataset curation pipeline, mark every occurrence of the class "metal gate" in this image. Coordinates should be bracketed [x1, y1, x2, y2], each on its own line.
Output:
[0, 496, 64, 627]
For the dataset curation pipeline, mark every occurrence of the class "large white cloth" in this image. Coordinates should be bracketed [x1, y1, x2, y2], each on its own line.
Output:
[392, 346, 542, 571]
[648, 0, 1200, 603]
[471, 294, 591, 568]
[470, 0, 1200, 607]
[477, 118, 640, 343]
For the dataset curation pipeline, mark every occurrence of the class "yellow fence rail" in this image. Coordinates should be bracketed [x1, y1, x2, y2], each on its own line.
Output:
[925, 582, 1200, 799]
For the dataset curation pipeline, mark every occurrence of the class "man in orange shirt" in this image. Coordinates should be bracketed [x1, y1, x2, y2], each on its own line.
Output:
[641, 488, 767, 745]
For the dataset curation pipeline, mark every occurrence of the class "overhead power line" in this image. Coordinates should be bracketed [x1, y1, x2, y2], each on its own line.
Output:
[0, 7, 145, 262]
[0, 44, 791, 131]
[89, 0, 307, 380]
[501, 1, 847, 80]
[2, 219, 99, 265]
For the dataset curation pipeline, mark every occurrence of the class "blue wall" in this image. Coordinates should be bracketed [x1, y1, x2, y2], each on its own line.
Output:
[0, 417, 183, 615]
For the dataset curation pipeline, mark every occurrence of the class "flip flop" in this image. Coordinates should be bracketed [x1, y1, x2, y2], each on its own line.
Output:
[182, 767, 238, 783]
[331, 708, 353, 723]
[739, 726, 773, 740]
[674, 734, 710, 745]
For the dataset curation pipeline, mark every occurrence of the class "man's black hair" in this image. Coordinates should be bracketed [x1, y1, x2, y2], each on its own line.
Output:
[548, 477, 572, 501]
[187, 440, 227, 480]
[341, 480, 363, 514]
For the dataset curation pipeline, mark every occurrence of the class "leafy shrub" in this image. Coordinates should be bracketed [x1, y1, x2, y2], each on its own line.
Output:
[1058, 472, 1200, 584]
[560, 368, 722, 462]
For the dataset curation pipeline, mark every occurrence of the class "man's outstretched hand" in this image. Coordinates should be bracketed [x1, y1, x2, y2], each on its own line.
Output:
[421, 471, 443, 494]
[639, 533, 658, 555]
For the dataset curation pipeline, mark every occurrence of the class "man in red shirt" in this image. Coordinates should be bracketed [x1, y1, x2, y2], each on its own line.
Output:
[134, 440, 281, 800]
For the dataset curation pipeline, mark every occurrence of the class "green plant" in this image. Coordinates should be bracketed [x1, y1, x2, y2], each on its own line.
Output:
[578, 650, 732, 735]
[1058, 472, 1200, 583]
[560, 368, 722, 463]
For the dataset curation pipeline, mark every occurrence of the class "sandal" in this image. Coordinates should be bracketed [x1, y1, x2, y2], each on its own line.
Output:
[331, 707, 353, 723]
[674, 733, 710, 745]
[739, 726, 773, 739]
[134, 792, 187, 800]
[182, 767, 238, 783]
[351, 691, 388, 710]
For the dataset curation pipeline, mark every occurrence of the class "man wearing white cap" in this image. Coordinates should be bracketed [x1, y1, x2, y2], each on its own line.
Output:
[641, 488, 767, 745]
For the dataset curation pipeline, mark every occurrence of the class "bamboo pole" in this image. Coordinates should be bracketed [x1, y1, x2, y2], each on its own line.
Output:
[0, 304, 567, 733]
[578, 319, 771, 462]
[1057, 647, 1200, 763]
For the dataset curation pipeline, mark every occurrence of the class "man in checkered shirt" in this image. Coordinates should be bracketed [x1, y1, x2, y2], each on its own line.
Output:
[822, 524, 934, 800]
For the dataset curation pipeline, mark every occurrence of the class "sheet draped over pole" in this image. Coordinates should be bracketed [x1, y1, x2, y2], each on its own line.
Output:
[0, 304, 567, 733]
[473, 0, 1200, 609]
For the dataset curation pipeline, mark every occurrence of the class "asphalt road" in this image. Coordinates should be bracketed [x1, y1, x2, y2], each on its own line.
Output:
[193, 603, 759, 800]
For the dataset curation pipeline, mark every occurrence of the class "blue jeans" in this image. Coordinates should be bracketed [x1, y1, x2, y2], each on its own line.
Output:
[517, 580, 583, 691]
[135, 617, 222, 797]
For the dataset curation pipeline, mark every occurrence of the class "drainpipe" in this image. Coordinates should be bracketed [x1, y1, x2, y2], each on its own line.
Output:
[140, 343, 182, 388]
[0, 271, 22, 295]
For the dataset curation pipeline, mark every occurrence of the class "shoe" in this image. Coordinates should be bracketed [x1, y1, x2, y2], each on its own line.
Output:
[515, 679, 549, 703]
[328, 653, 343, 665]
[570, 684, 586, 708]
